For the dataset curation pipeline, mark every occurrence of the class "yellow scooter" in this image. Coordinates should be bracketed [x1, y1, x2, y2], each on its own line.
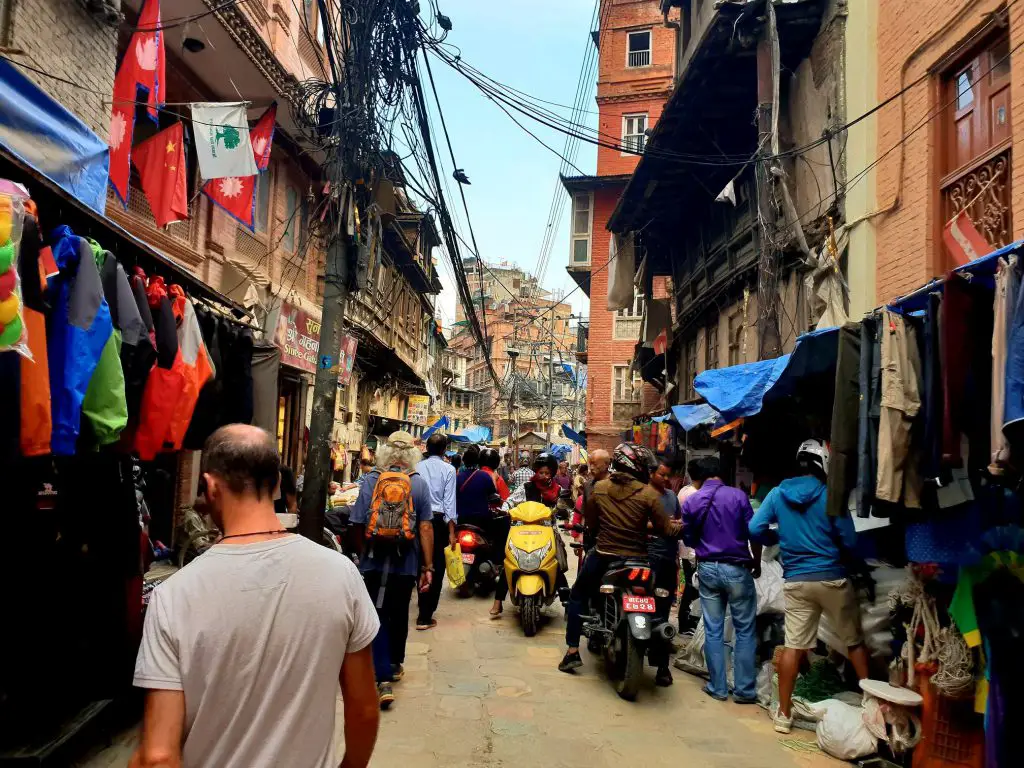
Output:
[504, 501, 560, 636]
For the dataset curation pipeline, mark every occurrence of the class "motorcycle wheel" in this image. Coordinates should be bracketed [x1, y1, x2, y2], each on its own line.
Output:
[520, 594, 540, 637]
[614, 631, 643, 701]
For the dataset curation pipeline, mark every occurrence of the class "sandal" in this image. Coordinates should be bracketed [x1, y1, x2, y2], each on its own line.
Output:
[489, 606, 503, 620]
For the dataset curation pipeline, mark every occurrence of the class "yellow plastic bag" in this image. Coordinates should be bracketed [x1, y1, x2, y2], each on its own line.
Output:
[444, 544, 466, 589]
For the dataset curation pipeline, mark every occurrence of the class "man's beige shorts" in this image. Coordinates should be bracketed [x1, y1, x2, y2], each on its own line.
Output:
[783, 579, 864, 650]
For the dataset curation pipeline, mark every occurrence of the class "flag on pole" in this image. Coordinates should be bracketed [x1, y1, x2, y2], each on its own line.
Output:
[108, 0, 166, 204]
[131, 123, 188, 228]
[943, 208, 993, 266]
[191, 102, 259, 180]
[201, 103, 277, 229]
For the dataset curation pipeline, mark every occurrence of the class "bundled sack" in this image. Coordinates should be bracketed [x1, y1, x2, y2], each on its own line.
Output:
[816, 701, 876, 760]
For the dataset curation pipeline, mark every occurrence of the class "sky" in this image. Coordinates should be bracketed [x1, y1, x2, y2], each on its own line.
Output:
[416, 0, 598, 328]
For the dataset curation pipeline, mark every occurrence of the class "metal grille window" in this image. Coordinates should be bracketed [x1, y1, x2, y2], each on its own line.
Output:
[728, 312, 743, 366]
[614, 288, 644, 340]
[612, 365, 641, 402]
[571, 191, 592, 265]
[627, 30, 651, 68]
[622, 113, 648, 154]
[705, 323, 719, 371]
[684, 338, 698, 400]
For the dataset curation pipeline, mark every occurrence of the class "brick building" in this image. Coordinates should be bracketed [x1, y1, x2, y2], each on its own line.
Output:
[874, 0, 1023, 303]
[563, 0, 677, 453]
[0, 0, 442, 477]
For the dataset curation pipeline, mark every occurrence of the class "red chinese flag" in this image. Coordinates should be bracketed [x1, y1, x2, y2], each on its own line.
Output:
[131, 123, 188, 228]
[201, 103, 277, 229]
[109, 0, 166, 204]
[943, 209, 993, 266]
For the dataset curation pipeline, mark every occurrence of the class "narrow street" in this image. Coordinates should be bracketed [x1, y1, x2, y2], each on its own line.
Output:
[337, 566, 841, 768]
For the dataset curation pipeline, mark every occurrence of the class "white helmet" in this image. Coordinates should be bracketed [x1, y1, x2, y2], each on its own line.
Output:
[796, 439, 829, 476]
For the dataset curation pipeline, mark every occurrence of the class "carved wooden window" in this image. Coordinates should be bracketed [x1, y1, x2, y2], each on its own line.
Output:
[941, 33, 1011, 256]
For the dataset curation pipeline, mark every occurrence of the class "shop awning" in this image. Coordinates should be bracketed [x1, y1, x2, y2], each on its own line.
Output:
[0, 58, 108, 214]
[694, 327, 840, 420]
[671, 403, 723, 431]
[561, 424, 586, 448]
[458, 425, 492, 443]
[423, 415, 448, 439]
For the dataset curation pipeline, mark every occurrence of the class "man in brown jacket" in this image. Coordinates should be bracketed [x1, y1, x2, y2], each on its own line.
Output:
[559, 443, 681, 673]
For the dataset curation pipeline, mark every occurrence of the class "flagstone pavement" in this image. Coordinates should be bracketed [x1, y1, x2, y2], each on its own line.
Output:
[78, 560, 843, 768]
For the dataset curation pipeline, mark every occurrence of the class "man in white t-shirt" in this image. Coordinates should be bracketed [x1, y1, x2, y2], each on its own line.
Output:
[131, 425, 380, 768]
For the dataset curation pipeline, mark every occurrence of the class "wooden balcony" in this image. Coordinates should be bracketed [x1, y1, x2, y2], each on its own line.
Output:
[941, 145, 1012, 252]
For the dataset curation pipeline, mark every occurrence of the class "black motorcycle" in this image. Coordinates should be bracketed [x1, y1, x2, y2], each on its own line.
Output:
[454, 521, 502, 596]
[579, 556, 677, 701]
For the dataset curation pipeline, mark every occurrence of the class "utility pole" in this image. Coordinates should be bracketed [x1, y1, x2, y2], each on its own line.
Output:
[298, 0, 358, 542]
[546, 311, 555, 444]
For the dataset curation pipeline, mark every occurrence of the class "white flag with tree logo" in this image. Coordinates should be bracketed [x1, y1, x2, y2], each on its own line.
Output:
[191, 102, 259, 180]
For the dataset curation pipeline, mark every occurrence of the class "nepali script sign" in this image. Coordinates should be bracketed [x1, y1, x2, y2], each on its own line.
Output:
[274, 301, 321, 373]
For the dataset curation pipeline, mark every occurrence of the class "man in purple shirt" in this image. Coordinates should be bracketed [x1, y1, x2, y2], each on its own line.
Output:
[681, 456, 762, 703]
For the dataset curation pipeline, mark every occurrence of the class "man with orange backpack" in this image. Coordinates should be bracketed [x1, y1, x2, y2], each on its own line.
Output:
[349, 431, 434, 709]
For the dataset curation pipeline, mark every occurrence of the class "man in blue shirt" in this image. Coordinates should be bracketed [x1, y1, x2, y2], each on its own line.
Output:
[349, 431, 434, 710]
[415, 433, 457, 631]
[748, 439, 868, 734]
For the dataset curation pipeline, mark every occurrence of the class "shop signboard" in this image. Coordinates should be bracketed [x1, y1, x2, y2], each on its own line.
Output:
[338, 334, 358, 386]
[407, 395, 430, 425]
[274, 301, 321, 373]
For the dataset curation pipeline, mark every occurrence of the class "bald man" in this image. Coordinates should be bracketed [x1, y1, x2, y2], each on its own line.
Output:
[577, 449, 611, 551]
[131, 425, 380, 768]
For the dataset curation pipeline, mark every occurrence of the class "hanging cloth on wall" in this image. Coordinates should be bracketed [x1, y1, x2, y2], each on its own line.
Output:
[165, 286, 215, 450]
[18, 207, 51, 456]
[606, 233, 635, 311]
[134, 273, 185, 461]
[990, 257, 1019, 473]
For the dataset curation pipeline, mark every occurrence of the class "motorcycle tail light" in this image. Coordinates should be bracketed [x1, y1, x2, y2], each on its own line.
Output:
[459, 531, 478, 548]
[599, 585, 615, 594]
[628, 567, 640, 581]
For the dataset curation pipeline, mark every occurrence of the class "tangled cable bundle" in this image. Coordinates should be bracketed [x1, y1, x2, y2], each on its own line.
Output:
[932, 623, 975, 697]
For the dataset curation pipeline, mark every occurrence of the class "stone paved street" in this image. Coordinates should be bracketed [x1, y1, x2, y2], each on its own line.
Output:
[334, 567, 843, 768]
[79, 557, 843, 768]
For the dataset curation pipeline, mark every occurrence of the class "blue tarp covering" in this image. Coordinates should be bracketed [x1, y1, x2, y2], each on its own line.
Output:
[561, 424, 586, 448]
[671, 403, 723, 431]
[447, 433, 470, 443]
[0, 59, 109, 214]
[694, 357, 790, 421]
[458, 425, 491, 443]
[423, 415, 448, 439]
[889, 240, 1023, 313]
[549, 444, 572, 460]
[694, 327, 840, 420]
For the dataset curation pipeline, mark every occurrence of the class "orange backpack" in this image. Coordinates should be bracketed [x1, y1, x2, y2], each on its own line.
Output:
[366, 470, 417, 548]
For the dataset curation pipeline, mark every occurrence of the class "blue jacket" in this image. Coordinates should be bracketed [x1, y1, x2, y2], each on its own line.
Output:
[748, 475, 857, 581]
[48, 226, 113, 455]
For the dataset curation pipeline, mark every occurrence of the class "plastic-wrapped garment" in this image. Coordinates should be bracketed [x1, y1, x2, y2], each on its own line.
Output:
[47, 226, 113, 455]
[17, 210, 51, 456]
[134, 274, 185, 460]
[166, 288, 215, 450]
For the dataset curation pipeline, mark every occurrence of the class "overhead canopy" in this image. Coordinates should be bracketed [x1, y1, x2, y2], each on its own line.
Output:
[458, 425, 492, 443]
[694, 327, 840, 420]
[423, 415, 449, 439]
[0, 58, 109, 214]
[561, 424, 586, 448]
[671, 403, 723, 432]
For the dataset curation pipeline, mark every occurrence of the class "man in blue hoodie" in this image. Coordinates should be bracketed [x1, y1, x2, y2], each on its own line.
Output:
[748, 439, 869, 734]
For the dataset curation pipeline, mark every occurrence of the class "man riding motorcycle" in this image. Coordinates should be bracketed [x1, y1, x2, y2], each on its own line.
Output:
[558, 443, 682, 684]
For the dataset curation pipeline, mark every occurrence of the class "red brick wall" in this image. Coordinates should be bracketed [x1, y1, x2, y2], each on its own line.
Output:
[875, 0, 1024, 302]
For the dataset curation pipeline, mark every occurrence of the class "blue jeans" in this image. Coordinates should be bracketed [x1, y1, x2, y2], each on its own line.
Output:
[698, 561, 757, 700]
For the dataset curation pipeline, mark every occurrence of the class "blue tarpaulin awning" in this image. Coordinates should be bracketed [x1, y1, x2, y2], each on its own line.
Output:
[458, 425, 491, 443]
[670, 403, 723, 431]
[693, 327, 840, 421]
[423, 415, 448, 439]
[561, 424, 587, 448]
[0, 58, 109, 214]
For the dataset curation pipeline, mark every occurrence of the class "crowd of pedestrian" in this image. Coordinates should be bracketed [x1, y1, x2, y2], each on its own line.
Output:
[127, 421, 865, 767]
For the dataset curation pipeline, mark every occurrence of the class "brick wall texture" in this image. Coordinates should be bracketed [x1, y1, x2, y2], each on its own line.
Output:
[584, 1, 675, 452]
[6, 0, 117, 135]
[875, 0, 1024, 303]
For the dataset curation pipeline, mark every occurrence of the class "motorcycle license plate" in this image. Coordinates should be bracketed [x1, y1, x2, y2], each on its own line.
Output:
[461, 553, 475, 564]
[622, 595, 656, 613]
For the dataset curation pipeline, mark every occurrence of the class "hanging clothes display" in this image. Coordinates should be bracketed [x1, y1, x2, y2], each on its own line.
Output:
[876, 310, 923, 509]
[166, 286, 215, 450]
[47, 226, 114, 456]
[18, 206, 51, 457]
[856, 315, 881, 517]
[990, 257, 1018, 473]
[826, 322, 860, 518]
